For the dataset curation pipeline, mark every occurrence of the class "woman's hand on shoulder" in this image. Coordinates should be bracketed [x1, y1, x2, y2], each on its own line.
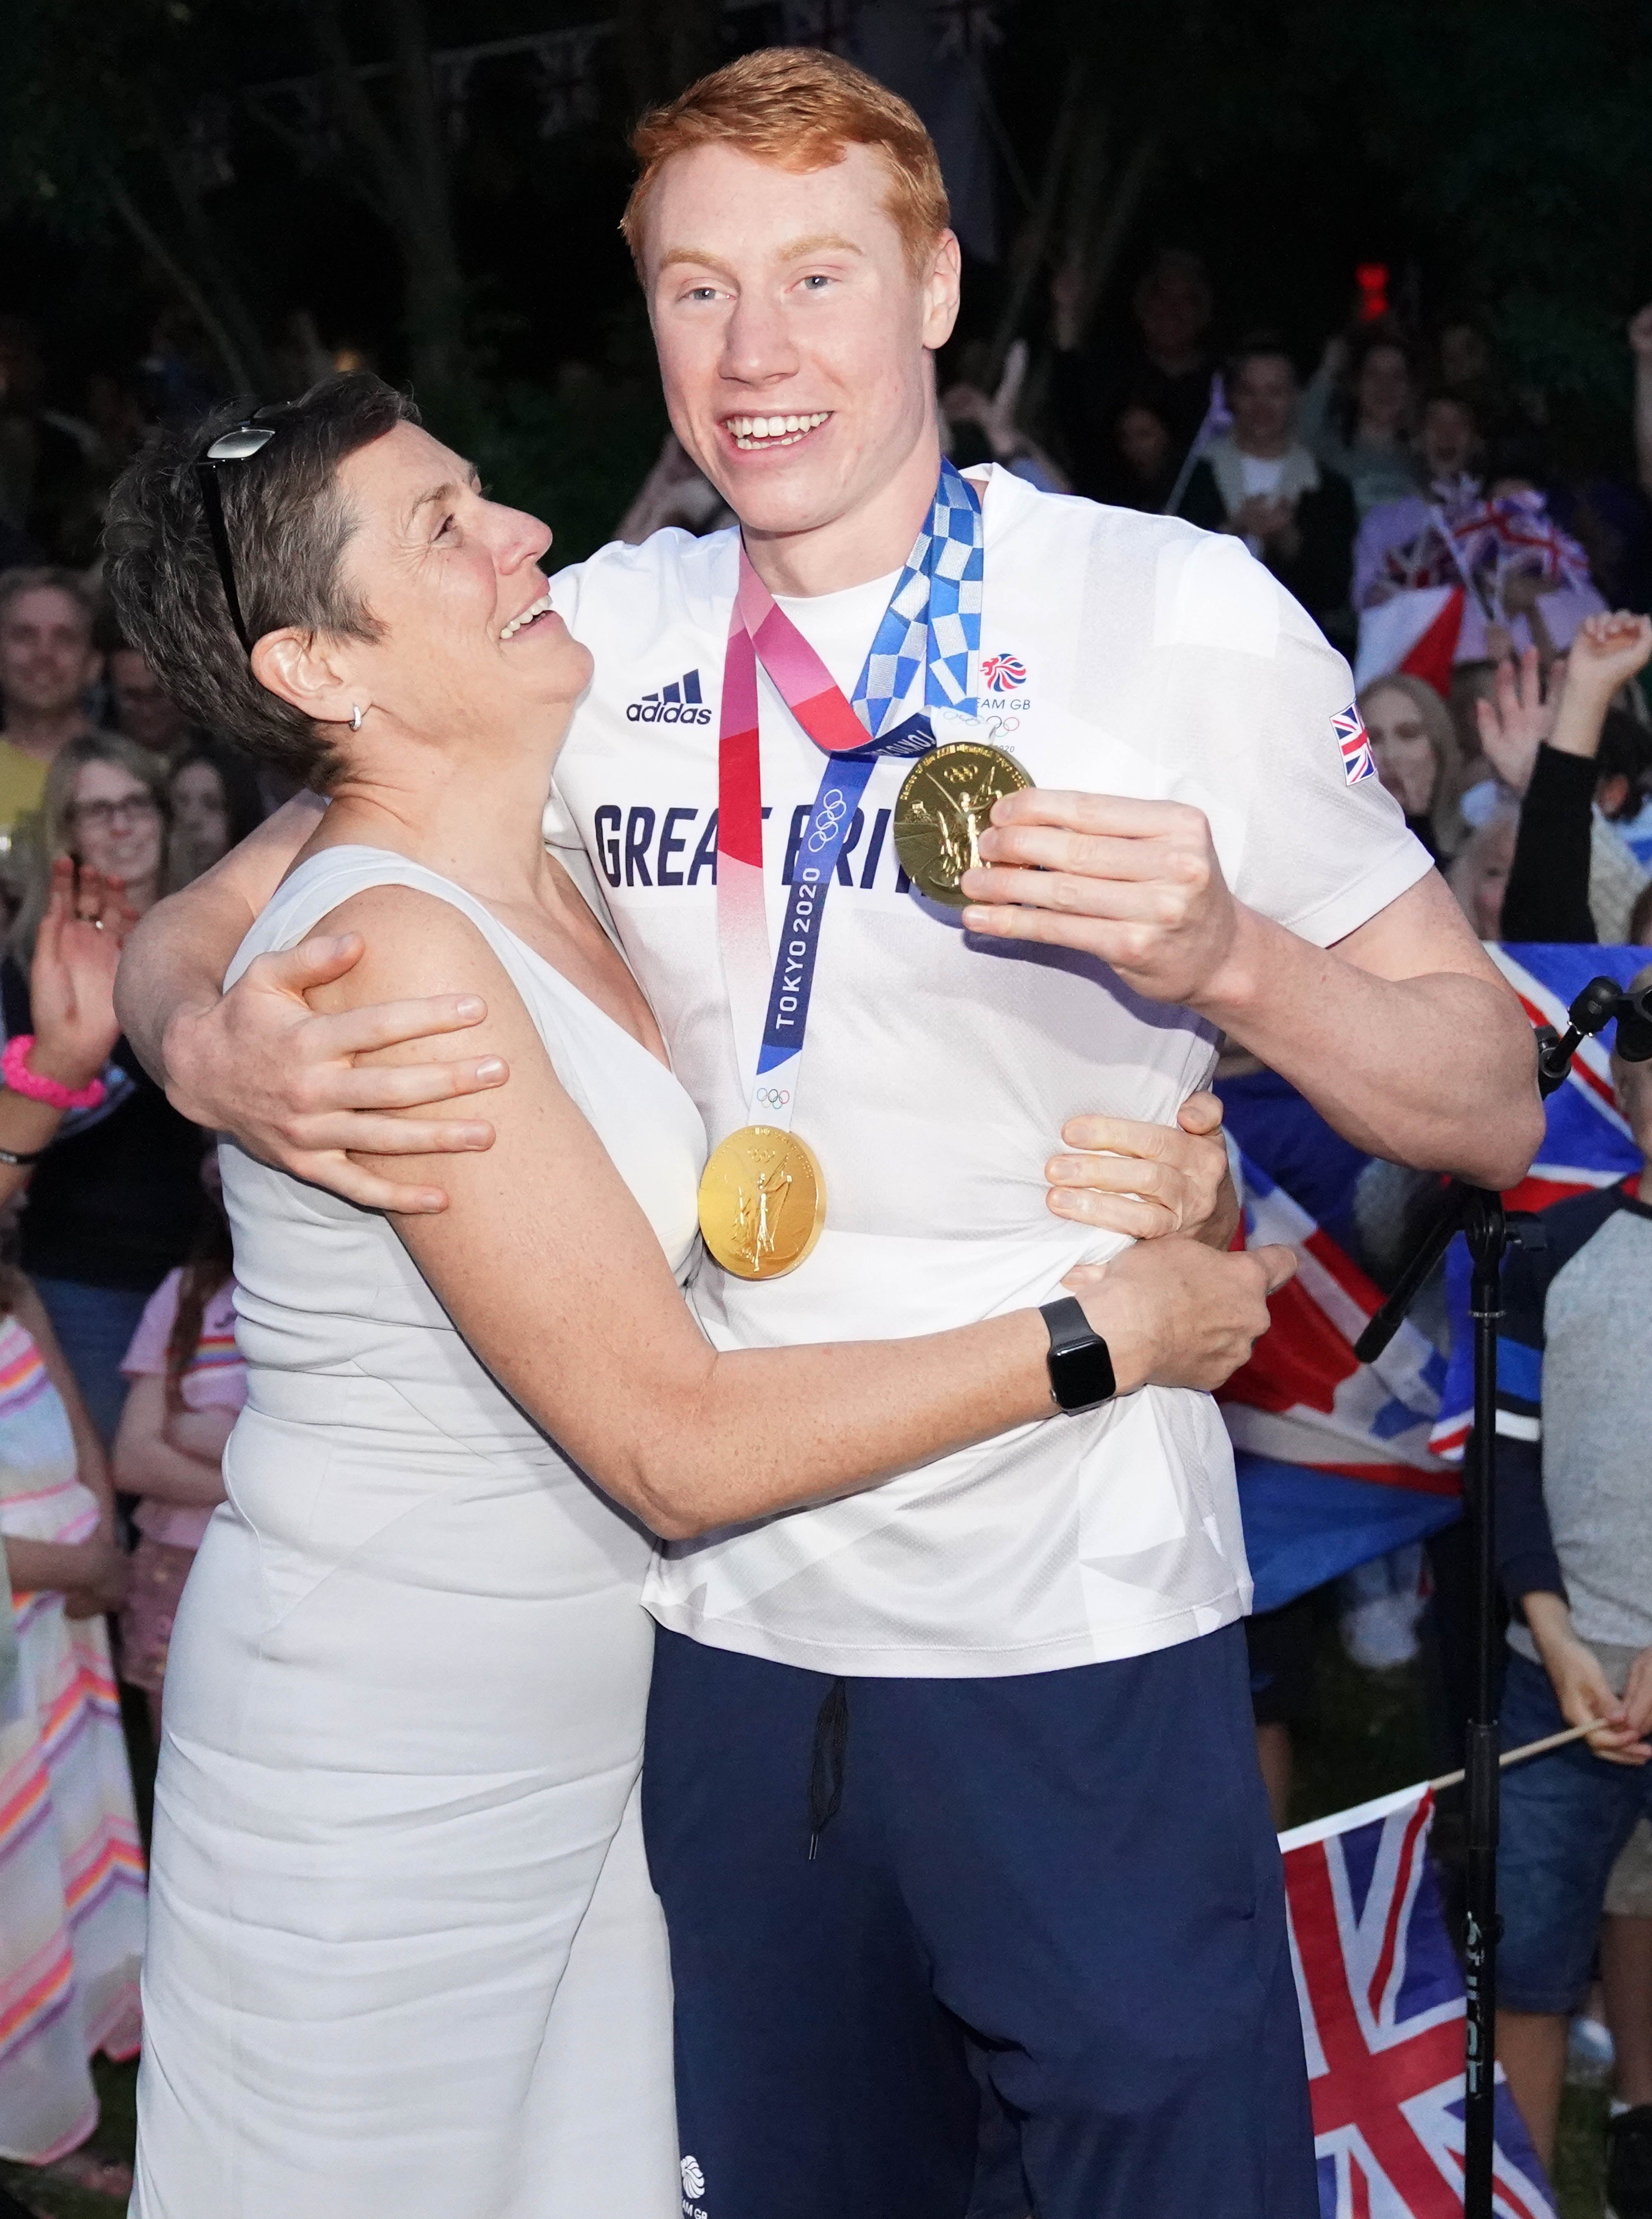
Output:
[1045, 1090, 1239, 1249]
[1063, 1233, 1295, 1396]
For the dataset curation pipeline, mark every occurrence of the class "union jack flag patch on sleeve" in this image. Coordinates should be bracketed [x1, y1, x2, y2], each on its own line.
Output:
[1333, 703, 1377, 786]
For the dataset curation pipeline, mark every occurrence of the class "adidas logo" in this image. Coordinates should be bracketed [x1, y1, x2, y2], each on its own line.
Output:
[627, 669, 712, 725]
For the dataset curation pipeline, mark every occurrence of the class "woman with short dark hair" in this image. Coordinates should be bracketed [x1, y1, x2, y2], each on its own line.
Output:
[104, 375, 1286, 2217]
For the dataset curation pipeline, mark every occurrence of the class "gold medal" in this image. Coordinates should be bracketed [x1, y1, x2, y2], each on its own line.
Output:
[892, 739, 1032, 909]
[697, 1124, 827, 1280]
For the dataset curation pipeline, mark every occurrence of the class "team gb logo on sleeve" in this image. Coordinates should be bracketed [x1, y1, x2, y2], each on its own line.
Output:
[1333, 702, 1377, 786]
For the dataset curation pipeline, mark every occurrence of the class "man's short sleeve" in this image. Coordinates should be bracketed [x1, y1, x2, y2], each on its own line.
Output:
[1150, 533, 1434, 949]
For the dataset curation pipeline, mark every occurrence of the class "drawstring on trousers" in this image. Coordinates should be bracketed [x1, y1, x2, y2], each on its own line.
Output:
[807, 1678, 850, 1861]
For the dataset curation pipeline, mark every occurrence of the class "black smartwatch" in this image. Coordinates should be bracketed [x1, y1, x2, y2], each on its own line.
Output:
[1040, 1296, 1117, 1413]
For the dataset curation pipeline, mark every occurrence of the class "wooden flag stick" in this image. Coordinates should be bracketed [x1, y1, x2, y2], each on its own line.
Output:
[1427, 1719, 1600, 1794]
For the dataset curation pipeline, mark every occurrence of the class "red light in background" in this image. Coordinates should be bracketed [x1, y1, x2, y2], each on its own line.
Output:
[1355, 263, 1390, 323]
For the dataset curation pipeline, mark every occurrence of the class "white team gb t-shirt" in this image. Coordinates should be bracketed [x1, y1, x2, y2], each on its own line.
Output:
[548, 465, 1431, 1678]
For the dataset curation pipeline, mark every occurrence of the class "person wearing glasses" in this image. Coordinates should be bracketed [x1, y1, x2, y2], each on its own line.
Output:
[2, 737, 206, 1438]
[98, 364, 1296, 2217]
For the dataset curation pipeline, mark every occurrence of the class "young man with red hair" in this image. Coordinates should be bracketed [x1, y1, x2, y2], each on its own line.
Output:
[118, 47, 1540, 2219]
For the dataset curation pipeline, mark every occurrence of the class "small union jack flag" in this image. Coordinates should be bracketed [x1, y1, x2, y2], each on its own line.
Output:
[1284, 1786, 1556, 2217]
[981, 653, 1027, 691]
[1334, 702, 1377, 786]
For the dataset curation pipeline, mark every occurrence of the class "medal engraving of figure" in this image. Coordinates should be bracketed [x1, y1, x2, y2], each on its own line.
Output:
[894, 739, 1031, 908]
[698, 1125, 826, 1280]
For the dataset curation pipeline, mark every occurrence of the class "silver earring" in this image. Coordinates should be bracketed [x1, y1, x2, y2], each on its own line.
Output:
[349, 704, 364, 731]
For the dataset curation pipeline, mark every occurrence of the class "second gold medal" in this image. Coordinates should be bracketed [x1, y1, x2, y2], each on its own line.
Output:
[892, 739, 1031, 909]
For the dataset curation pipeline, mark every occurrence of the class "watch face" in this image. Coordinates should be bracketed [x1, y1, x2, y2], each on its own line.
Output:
[1051, 1333, 1117, 1413]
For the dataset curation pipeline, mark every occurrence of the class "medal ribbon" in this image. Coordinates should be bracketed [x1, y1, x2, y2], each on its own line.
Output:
[715, 462, 984, 1132]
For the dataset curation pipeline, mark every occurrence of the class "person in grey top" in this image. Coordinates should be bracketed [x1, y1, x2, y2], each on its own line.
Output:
[1491, 963, 1652, 2197]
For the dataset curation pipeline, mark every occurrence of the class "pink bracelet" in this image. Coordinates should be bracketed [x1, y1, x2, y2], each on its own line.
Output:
[2, 1033, 105, 1111]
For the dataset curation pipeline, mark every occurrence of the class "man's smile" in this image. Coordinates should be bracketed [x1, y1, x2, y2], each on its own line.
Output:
[720, 410, 832, 453]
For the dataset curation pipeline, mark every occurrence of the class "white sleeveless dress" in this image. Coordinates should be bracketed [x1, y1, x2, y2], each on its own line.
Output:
[131, 847, 707, 2219]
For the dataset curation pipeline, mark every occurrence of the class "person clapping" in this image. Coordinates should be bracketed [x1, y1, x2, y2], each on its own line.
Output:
[1472, 612, 1652, 942]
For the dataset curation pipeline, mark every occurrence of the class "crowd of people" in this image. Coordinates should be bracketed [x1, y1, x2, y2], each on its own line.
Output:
[0, 116, 1650, 2215]
[0, 562, 277, 2202]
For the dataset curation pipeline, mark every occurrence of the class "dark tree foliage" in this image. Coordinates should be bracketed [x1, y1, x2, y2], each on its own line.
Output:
[1, 0, 1650, 551]
[993, 0, 1652, 399]
[0, 0, 275, 390]
[1338, 0, 1652, 403]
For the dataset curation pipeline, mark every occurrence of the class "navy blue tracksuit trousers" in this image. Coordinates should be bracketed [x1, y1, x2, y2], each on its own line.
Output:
[641, 1619, 1317, 2219]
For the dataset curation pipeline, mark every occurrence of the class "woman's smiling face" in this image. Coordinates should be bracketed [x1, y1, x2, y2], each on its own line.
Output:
[320, 423, 594, 752]
[71, 757, 164, 888]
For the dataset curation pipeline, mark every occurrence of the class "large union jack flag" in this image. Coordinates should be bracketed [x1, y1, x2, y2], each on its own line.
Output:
[1284, 1787, 1556, 2218]
[1218, 1098, 1457, 1613]
[1221, 944, 1649, 1600]
[1429, 943, 1648, 1458]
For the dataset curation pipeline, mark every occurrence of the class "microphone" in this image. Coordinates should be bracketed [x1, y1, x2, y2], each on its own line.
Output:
[1537, 975, 1652, 1094]
[1614, 980, 1652, 1063]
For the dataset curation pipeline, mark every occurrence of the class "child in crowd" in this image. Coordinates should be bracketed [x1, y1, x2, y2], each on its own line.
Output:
[112, 1151, 240, 1735]
[1492, 965, 1652, 2212]
[0, 1261, 145, 2192]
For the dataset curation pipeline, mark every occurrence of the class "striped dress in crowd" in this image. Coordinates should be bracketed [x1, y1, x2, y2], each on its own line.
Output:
[0, 1310, 145, 2163]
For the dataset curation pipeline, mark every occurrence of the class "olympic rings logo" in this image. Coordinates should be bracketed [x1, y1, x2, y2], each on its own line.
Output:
[754, 1087, 792, 1108]
[805, 788, 851, 852]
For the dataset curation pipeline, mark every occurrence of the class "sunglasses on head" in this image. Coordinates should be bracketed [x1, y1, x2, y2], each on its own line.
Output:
[194, 404, 290, 656]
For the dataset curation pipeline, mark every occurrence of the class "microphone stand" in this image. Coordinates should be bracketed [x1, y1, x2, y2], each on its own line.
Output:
[1353, 975, 1637, 2217]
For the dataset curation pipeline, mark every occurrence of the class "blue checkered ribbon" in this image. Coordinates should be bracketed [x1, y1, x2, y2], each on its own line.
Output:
[736, 461, 986, 1089]
[851, 460, 983, 741]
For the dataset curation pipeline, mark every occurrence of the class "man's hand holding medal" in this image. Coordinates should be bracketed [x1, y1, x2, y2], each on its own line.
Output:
[958, 790, 1243, 1007]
